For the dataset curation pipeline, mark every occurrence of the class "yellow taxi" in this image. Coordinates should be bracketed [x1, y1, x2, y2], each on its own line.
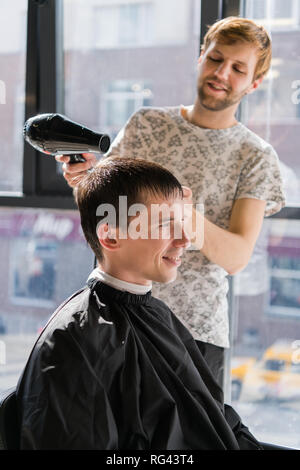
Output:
[231, 356, 256, 400]
[236, 340, 300, 402]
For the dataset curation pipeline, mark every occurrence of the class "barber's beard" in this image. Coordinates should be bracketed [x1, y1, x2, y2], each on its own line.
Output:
[198, 80, 248, 112]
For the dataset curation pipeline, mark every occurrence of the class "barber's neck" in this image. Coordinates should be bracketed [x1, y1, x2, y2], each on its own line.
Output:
[181, 99, 239, 130]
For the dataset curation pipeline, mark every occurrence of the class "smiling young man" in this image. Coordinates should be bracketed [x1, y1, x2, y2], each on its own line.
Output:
[57, 17, 286, 387]
[16, 158, 263, 450]
[81, 160, 191, 287]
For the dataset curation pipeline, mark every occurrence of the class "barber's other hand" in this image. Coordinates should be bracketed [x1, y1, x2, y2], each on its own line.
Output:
[55, 153, 97, 188]
[181, 185, 194, 238]
[181, 185, 193, 203]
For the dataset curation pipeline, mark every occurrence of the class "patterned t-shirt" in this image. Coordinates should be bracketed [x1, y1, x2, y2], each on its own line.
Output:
[107, 106, 286, 347]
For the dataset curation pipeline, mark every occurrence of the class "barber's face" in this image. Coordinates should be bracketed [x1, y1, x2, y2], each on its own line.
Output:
[117, 195, 191, 285]
[197, 40, 262, 112]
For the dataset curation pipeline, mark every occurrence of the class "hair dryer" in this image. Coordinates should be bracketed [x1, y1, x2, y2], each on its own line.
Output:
[23, 113, 111, 163]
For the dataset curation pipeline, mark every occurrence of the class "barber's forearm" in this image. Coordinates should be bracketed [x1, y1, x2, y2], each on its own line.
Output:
[190, 211, 253, 275]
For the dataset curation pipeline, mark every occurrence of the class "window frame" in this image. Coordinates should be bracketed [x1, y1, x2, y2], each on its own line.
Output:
[0, 0, 75, 209]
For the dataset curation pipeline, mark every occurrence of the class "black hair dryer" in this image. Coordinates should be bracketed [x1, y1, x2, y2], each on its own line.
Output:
[23, 113, 111, 163]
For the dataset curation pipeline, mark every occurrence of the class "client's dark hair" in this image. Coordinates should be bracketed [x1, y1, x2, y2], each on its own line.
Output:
[75, 156, 183, 262]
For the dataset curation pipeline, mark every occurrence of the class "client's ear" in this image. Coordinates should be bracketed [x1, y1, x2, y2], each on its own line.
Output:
[97, 223, 120, 252]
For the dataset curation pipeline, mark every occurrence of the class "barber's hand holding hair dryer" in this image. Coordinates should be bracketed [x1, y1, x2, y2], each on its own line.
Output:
[23, 113, 110, 182]
[23, 112, 195, 222]
[24, 113, 193, 203]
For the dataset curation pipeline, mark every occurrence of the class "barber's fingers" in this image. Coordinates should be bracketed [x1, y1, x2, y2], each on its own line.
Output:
[55, 153, 97, 173]
[181, 185, 193, 200]
[61, 159, 93, 174]
[63, 170, 91, 188]
[55, 155, 70, 164]
[55, 152, 97, 163]
[54, 153, 97, 188]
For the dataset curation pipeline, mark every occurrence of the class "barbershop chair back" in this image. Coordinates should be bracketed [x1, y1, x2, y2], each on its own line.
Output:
[0, 387, 19, 450]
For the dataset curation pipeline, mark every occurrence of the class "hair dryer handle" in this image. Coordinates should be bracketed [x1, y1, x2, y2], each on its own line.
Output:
[68, 154, 87, 163]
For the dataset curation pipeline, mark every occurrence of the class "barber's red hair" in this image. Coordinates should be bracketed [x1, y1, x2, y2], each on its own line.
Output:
[202, 16, 272, 80]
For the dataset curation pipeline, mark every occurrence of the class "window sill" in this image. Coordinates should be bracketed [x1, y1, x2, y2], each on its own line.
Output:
[0, 194, 77, 210]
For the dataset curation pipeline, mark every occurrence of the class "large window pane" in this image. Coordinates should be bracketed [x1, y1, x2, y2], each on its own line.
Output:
[231, 218, 300, 448]
[0, 208, 94, 391]
[230, 1, 300, 448]
[0, 0, 27, 193]
[241, 0, 300, 205]
[63, 0, 201, 140]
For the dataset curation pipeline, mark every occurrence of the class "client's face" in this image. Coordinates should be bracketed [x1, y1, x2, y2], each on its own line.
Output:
[115, 194, 191, 286]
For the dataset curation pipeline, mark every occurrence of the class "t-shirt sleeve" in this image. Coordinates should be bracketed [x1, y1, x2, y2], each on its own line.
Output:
[234, 145, 286, 217]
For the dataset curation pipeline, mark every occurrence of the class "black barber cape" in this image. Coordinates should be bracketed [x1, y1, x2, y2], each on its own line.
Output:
[16, 280, 262, 450]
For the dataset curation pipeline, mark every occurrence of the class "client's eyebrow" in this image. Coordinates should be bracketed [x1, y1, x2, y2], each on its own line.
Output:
[160, 217, 185, 225]
[160, 218, 174, 225]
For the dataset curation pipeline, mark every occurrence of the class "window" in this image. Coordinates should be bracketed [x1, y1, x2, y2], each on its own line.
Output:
[241, 2, 300, 205]
[0, 207, 94, 390]
[267, 221, 300, 316]
[249, 0, 300, 29]
[64, 0, 201, 145]
[270, 276, 300, 312]
[231, 220, 300, 448]
[263, 358, 286, 371]
[102, 80, 153, 139]
[94, 2, 154, 48]
[64, 0, 190, 51]
[0, 0, 27, 192]
[230, 1, 300, 449]
[250, 0, 267, 18]
[11, 239, 57, 306]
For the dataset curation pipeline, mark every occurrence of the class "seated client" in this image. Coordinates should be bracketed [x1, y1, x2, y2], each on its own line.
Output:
[16, 157, 262, 450]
